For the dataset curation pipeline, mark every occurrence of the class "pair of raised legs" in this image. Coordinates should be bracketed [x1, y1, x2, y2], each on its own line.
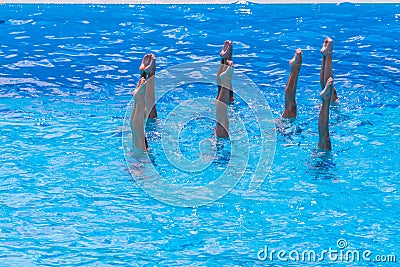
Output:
[130, 54, 157, 151]
[281, 37, 337, 150]
[215, 40, 234, 138]
[318, 37, 336, 150]
[132, 40, 235, 151]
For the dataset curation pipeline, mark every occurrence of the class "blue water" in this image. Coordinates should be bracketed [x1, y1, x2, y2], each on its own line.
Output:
[1, 3, 399, 266]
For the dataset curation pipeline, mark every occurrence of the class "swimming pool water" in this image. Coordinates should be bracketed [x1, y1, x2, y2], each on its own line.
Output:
[1, 3, 399, 266]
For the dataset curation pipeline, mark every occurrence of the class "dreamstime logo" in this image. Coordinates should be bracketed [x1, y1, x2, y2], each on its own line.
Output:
[122, 61, 276, 207]
[258, 239, 397, 263]
[336, 238, 348, 249]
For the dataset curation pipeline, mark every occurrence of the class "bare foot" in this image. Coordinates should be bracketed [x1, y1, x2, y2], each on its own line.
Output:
[320, 77, 333, 101]
[139, 54, 156, 76]
[220, 40, 233, 60]
[132, 77, 147, 98]
[289, 48, 302, 69]
[320, 37, 333, 56]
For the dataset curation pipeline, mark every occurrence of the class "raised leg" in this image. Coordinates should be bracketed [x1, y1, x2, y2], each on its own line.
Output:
[146, 72, 157, 119]
[130, 77, 148, 151]
[140, 53, 157, 119]
[217, 40, 234, 102]
[282, 48, 302, 118]
[215, 61, 233, 138]
[318, 77, 334, 150]
[320, 37, 338, 102]
[216, 59, 225, 99]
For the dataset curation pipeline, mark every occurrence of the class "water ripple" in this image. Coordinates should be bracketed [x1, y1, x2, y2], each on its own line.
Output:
[0, 3, 399, 266]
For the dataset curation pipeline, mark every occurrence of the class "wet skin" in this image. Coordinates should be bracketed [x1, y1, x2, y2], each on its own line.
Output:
[131, 77, 148, 151]
[320, 37, 338, 102]
[140, 53, 157, 119]
[318, 76, 334, 150]
[217, 40, 234, 102]
[215, 60, 233, 138]
[282, 48, 302, 119]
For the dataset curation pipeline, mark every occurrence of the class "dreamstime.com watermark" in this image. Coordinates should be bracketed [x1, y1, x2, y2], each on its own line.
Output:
[257, 239, 397, 263]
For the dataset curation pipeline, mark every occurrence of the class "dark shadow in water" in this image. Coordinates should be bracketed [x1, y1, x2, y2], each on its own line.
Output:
[276, 117, 302, 136]
[275, 117, 311, 147]
[143, 119, 232, 175]
[307, 148, 338, 181]
[146, 150, 158, 169]
[213, 136, 231, 165]
[329, 102, 353, 125]
[145, 122, 160, 168]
